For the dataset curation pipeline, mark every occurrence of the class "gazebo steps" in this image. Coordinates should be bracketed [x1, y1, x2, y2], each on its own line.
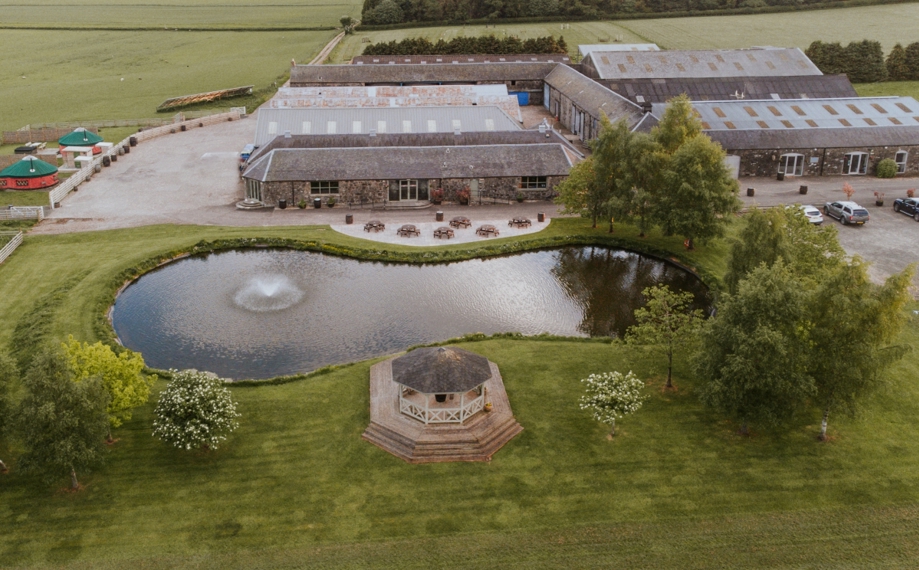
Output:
[362, 416, 523, 463]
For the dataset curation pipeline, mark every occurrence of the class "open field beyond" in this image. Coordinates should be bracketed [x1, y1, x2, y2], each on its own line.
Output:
[330, 3, 919, 62]
[0, 29, 335, 132]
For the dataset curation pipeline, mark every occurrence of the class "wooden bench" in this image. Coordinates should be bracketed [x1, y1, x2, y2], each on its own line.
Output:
[476, 224, 499, 237]
[508, 217, 531, 228]
[397, 224, 420, 237]
[364, 220, 385, 232]
[433, 226, 454, 239]
[450, 216, 471, 229]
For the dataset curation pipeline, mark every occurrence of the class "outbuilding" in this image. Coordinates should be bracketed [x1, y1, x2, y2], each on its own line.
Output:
[0, 156, 59, 189]
[58, 128, 104, 155]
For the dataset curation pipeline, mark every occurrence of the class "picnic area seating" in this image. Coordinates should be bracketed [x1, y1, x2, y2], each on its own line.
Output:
[450, 216, 471, 229]
[397, 224, 421, 237]
[364, 220, 385, 232]
[508, 217, 532, 228]
[476, 224, 499, 237]
[433, 226, 454, 239]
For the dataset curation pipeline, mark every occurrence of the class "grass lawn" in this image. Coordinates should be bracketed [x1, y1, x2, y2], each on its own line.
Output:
[856, 80, 919, 100]
[0, 191, 50, 208]
[330, 4, 919, 63]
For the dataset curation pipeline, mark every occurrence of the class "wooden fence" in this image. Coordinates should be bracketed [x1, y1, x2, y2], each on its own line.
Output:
[48, 108, 244, 209]
[0, 207, 44, 221]
[0, 231, 24, 265]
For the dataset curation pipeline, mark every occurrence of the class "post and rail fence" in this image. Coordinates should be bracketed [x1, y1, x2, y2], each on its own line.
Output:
[0, 231, 24, 265]
[0, 207, 44, 221]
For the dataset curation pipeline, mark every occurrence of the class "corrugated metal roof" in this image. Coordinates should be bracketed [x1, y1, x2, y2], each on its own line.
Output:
[710, 125, 919, 150]
[578, 44, 660, 56]
[351, 54, 570, 65]
[546, 64, 645, 127]
[290, 62, 557, 86]
[656, 96, 919, 131]
[585, 48, 821, 79]
[244, 144, 574, 182]
[253, 106, 521, 146]
[603, 74, 857, 103]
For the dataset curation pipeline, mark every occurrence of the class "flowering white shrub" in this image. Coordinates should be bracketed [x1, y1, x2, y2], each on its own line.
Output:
[579, 371, 647, 436]
[152, 370, 241, 451]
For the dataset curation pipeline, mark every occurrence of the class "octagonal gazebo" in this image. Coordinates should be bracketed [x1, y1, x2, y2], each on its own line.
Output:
[393, 346, 490, 424]
[362, 346, 523, 463]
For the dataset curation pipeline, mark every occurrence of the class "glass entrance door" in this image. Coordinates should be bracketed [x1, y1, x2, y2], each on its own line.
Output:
[399, 179, 418, 200]
[844, 153, 868, 175]
[779, 154, 804, 176]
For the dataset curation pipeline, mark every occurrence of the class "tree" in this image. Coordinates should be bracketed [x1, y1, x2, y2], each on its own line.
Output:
[340, 16, 355, 34]
[696, 261, 815, 435]
[590, 116, 636, 232]
[843, 40, 888, 83]
[808, 260, 914, 440]
[724, 206, 845, 294]
[905, 42, 919, 81]
[153, 370, 241, 451]
[805, 41, 847, 75]
[0, 353, 17, 473]
[652, 94, 701, 155]
[554, 156, 608, 228]
[886, 43, 911, 81]
[63, 336, 154, 441]
[626, 285, 703, 389]
[579, 371, 647, 437]
[14, 349, 110, 489]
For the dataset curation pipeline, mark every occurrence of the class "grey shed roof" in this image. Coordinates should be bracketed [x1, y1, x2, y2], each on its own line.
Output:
[710, 126, 919, 150]
[391, 346, 492, 393]
[290, 62, 558, 86]
[656, 96, 919, 131]
[352, 54, 570, 65]
[254, 106, 521, 146]
[545, 64, 645, 127]
[584, 48, 821, 79]
[243, 144, 574, 182]
[602, 74, 857, 104]
[578, 44, 660, 56]
[247, 129, 582, 164]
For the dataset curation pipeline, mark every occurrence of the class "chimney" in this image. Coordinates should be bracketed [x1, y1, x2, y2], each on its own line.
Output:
[641, 101, 652, 114]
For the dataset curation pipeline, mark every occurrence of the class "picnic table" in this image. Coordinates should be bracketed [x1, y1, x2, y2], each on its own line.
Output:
[433, 226, 454, 239]
[450, 216, 471, 229]
[397, 224, 421, 237]
[508, 217, 532, 228]
[476, 224, 500, 237]
[364, 220, 385, 232]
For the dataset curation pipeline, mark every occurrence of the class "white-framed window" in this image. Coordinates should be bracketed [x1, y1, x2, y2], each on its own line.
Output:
[778, 153, 804, 176]
[520, 176, 547, 189]
[310, 181, 339, 194]
[844, 152, 868, 175]
[245, 179, 262, 201]
[895, 150, 908, 174]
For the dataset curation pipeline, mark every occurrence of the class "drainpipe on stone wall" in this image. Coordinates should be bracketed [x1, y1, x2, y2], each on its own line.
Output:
[820, 148, 827, 177]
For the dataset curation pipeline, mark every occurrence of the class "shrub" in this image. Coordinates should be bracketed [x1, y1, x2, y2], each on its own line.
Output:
[153, 370, 240, 451]
[876, 158, 898, 178]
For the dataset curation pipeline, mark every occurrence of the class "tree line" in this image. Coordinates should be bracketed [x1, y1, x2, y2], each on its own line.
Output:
[361, 35, 568, 55]
[806, 40, 919, 83]
[360, 0, 870, 26]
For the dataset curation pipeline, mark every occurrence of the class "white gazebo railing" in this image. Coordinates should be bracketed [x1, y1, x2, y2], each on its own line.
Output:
[399, 387, 485, 425]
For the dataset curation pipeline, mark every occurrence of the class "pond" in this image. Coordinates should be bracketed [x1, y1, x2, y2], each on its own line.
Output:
[111, 247, 710, 380]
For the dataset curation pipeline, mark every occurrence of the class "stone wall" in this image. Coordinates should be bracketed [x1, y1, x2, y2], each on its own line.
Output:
[730, 145, 919, 178]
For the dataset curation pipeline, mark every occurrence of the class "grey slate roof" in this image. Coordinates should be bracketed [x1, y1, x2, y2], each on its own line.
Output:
[247, 129, 581, 164]
[391, 346, 492, 393]
[545, 64, 645, 127]
[602, 74, 857, 104]
[656, 96, 919, 131]
[352, 54, 570, 65]
[578, 44, 660, 56]
[254, 106, 521, 146]
[243, 143, 574, 182]
[584, 48, 821, 79]
[290, 62, 558, 86]
[710, 126, 919, 150]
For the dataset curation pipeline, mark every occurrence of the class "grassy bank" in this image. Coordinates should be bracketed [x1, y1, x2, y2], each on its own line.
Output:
[2, 330, 919, 568]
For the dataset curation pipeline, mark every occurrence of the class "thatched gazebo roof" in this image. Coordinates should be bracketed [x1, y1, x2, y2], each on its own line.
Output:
[391, 346, 492, 394]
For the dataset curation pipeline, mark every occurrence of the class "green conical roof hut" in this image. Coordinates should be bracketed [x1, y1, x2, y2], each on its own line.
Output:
[58, 128, 103, 147]
[0, 156, 58, 178]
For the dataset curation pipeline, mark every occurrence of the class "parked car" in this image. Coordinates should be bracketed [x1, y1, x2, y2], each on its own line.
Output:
[823, 201, 869, 225]
[892, 197, 919, 221]
[800, 205, 824, 225]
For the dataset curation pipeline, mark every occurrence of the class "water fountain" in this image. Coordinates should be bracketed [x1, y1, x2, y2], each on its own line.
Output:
[233, 275, 303, 312]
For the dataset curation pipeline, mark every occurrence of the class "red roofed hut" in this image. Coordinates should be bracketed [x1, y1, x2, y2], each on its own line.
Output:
[0, 156, 59, 190]
[58, 128, 104, 155]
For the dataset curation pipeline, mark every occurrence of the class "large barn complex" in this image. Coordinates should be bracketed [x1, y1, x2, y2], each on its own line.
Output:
[242, 46, 919, 208]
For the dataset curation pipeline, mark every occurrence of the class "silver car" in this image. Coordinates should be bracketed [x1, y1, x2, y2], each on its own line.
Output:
[824, 201, 869, 225]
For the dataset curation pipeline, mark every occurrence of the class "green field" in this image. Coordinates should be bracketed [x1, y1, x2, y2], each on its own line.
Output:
[1, 221, 919, 567]
[330, 3, 919, 62]
[856, 80, 919, 100]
